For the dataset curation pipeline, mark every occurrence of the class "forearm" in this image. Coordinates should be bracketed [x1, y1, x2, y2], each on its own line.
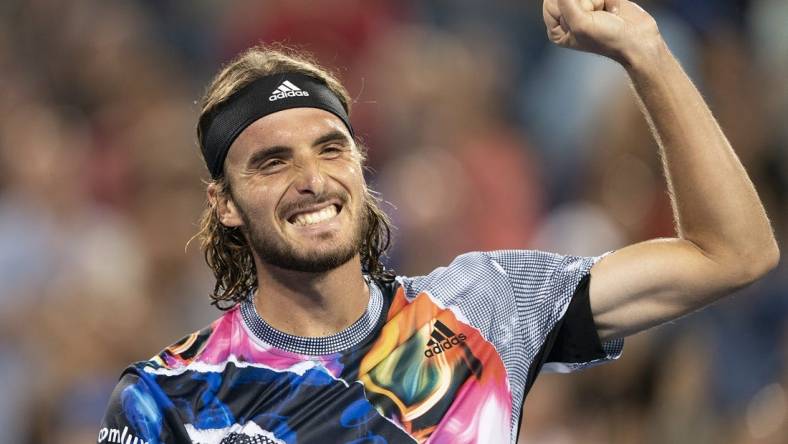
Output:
[624, 41, 779, 275]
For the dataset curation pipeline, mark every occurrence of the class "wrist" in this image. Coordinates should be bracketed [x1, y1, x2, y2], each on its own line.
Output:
[619, 36, 670, 76]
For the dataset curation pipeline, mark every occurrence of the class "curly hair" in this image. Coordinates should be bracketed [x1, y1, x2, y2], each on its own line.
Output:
[194, 44, 394, 309]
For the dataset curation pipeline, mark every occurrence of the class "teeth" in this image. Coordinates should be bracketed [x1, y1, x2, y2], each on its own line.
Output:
[292, 205, 338, 226]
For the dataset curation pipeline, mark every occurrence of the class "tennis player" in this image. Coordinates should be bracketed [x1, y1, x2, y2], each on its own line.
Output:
[98, 1, 778, 443]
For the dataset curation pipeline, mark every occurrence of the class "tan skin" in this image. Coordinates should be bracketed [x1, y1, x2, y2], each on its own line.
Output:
[545, 0, 779, 340]
[210, 0, 779, 343]
[209, 108, 370, 337]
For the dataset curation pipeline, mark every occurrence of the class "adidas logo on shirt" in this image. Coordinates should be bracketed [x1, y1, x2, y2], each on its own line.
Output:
[268, 80, 310, 101]
[424, 320, 467, 358]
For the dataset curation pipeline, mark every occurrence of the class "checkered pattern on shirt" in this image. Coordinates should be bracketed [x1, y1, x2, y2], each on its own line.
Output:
[398, 250, 624, 437]
[240, 279, 384, 355]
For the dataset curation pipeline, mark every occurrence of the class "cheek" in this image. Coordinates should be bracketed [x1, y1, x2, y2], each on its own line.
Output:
[347, 165, 365, 188]
[234, 184, 279, 219]
[346, 167, 368, 204]
[328, 161, 365, 193]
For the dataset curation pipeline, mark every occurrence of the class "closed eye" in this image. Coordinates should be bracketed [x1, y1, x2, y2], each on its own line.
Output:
[321, 145, 345, 157]
[259, 158, 287, 171]
[247, 146, 291, 173]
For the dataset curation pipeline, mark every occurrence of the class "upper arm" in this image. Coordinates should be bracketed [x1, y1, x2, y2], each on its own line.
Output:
[99, 371, 168, 444]
[589, 237, 762, 341]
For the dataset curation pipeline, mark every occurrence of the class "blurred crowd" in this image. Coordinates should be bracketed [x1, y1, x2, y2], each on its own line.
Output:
[0, 0, 786, 443]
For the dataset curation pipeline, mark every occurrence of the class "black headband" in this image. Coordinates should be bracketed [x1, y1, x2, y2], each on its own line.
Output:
[198, 72, 354, 179]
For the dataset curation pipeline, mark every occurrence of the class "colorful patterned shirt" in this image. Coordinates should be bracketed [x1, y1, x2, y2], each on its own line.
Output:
[98, 250, 623, 444]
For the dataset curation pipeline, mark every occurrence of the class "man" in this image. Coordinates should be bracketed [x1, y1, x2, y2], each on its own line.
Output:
[98, 0, 779, 443]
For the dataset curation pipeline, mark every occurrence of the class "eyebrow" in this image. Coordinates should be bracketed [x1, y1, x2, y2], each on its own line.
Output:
[313, 130, 351, 147]
[247, 146, 291, 168]
[246, 130, 351, 167]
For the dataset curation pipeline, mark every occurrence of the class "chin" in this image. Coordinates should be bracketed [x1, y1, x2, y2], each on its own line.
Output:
[254, 237, 360, 274]
[276, 251, 358, 273]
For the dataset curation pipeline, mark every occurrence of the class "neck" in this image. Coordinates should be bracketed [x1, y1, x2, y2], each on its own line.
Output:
[252, 255, 369, 337]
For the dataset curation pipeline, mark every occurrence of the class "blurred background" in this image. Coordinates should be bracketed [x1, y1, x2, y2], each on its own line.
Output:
[0, 0, 786, 442]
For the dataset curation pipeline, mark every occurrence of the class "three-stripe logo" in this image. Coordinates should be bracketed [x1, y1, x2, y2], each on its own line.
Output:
[424, 320, 468, 358]
[268, 80, 310, 101]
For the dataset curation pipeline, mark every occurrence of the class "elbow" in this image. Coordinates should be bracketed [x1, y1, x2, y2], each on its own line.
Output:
[759, 241, 781, 276]
[733, 240, 780, 286]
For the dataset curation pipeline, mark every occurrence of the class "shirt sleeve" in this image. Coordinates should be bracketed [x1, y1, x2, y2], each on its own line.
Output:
[97, 368, 185, 444]
[485, 249, 623, 372]
[542, 273, 624, 371]
[482, 250, 624, 404]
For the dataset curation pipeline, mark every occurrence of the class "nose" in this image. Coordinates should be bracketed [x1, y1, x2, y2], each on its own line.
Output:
[292, 156, 325, 196]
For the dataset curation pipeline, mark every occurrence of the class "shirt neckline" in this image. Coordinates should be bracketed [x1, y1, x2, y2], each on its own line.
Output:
[240, 277, 384, 356]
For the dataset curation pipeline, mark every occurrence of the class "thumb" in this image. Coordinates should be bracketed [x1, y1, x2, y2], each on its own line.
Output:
[557, 0, 590, 29]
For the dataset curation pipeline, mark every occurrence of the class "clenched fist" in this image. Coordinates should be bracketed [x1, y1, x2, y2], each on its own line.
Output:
[543, 0, 662, 66]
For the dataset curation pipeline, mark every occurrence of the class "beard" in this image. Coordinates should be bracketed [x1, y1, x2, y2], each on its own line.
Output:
[237, 195, 367, 273]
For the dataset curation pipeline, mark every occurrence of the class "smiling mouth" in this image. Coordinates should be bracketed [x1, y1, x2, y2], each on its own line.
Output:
[287, 204, 342, 227]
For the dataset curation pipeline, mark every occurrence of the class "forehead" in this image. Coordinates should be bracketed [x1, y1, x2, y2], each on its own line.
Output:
[226, 107, 353, 163]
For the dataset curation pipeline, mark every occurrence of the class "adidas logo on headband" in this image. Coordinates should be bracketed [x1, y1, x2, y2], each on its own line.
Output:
[269, 80, 310, 101]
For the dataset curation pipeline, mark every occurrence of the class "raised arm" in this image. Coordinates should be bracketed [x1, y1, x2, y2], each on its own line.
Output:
[543, 0, 780, 341]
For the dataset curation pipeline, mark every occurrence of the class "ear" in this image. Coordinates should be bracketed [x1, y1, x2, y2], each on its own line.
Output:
[207, 182, 244, 228]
